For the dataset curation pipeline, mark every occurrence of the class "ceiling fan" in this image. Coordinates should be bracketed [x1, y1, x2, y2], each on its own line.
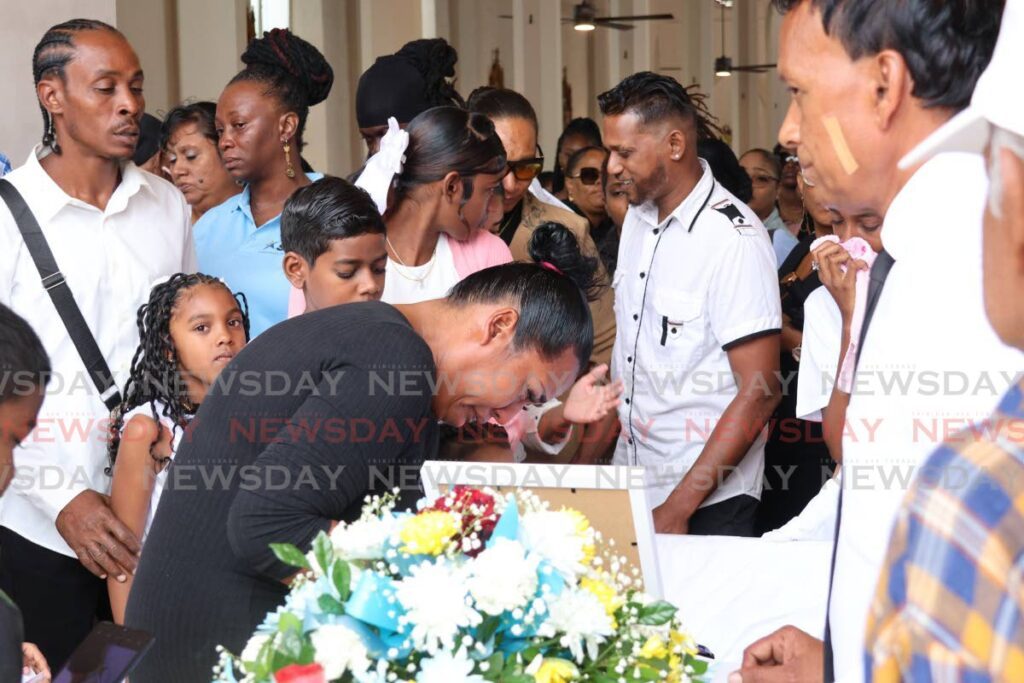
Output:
[501, 2, 673, 32]
[566, 1, 674, 31]
[714, 1, 776, 75]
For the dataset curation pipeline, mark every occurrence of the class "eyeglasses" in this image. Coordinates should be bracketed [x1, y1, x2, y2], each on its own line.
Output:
[784, 155, 799, 165]
[749, 174, 779, 188]
[507, 144, 545, 181]
[568, 166, 602, 186]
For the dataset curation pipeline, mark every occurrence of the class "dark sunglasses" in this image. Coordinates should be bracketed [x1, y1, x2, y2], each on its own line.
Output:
[507, 144, 545, 181]
[569, 166, 602, 186]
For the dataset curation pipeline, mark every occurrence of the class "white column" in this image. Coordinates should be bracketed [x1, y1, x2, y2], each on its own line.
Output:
[511, 0, 526, 93]
[175, 0, 247, 103]
[420, 0, 437, 38]
[631, 0, 651, 72]
[535, 0, 562, 161]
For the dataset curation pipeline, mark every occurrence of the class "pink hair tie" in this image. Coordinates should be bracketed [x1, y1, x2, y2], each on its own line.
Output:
[540, 261, 563, 276]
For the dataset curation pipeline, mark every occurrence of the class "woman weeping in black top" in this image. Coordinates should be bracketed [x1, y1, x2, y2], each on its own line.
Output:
[125, 223, 602, 682]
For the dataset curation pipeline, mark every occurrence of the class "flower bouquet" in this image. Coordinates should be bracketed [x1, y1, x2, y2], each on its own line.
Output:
[213, 487, 707, 683]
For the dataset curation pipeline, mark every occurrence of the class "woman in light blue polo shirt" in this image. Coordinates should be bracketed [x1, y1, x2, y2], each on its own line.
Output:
[194, 29, 332, 336]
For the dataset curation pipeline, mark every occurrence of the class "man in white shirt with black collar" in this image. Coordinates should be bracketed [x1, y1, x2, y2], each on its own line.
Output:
[0, 19, 194, 669]
[598, 72, 782, 537]
[733, 1, 1019, 681]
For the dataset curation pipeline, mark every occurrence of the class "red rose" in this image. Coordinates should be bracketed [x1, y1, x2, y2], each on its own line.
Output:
[274, 663, 326, 683]
[431, 486, 499, 554]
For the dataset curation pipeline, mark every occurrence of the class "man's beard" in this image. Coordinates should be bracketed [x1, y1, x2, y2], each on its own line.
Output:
[631, 161, 669, 206]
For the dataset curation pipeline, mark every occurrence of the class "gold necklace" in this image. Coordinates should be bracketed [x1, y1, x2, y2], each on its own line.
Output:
[386, 235, 437, 284]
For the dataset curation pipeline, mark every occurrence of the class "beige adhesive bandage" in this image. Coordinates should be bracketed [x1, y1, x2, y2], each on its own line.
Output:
[823, 115, 859, 175]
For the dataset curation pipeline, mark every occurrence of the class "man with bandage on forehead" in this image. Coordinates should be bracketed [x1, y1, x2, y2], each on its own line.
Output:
[730, 1, 1020, 682]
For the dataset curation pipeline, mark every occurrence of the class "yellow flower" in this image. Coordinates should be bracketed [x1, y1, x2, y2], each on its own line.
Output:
[639, 635, 669, 660]
[580, 576, 623, 628]
[561, 508, 595, 565]
[534, 658, 579, 683]
[399, 511, 459, 555]
[670, 629, 698, 656]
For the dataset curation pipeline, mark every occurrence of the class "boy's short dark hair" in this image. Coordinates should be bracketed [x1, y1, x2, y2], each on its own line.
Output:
[0, 304, 51, 403]
[281, 176, 386, 265]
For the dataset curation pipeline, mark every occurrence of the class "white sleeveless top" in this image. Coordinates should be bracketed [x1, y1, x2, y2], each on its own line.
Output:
[120, 401, 186, 541]
[381, 233, 461, 304]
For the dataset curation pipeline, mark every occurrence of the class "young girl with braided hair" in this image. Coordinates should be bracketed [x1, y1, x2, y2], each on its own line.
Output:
[106, 273, 250, 623]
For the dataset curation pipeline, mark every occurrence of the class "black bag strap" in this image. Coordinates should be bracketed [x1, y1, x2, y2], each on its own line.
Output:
[0, 178, 122, 411]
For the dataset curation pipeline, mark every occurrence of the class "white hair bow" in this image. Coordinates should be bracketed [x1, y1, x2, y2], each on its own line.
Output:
[355, 116, 409, 214]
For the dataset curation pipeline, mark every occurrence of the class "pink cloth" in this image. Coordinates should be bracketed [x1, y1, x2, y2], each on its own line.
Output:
[810, 235, 878, 393]
[286, 229, 513, 319]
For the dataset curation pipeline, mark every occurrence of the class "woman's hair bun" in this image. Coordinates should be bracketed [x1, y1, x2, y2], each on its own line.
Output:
[527, 222, 602, 302]
[241, 28, 334, 106]
[395, 38, 465, 108]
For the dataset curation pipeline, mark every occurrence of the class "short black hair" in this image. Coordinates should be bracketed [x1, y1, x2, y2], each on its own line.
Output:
[447, 222, 598, 368]
[466, 87, 539, 132]
[741, 147, 782, 179]
[771, 0, 1004, 110]
[552, 118, 604, 192]
[281, 176, 385, 264]
[598, 72, 722, 141]
[160, 101, 218, 151]
[0, 304, 51, 404]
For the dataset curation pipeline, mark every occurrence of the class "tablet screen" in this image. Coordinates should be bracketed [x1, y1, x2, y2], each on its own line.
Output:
[52, 622, 154, 683]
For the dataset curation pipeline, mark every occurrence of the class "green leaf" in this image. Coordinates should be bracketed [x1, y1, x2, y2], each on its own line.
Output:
[477, 616, 501, 645]
[502, 676, 533, 683]
[636, 601, 677, 626]
[481, 651, 504, 681]
[590, 674, 618, 683]
[313, 532, 333, 574]
[637, 657, 669, 671]
[271, 543, 311, 570]
[332, 559, 352, 602]
[689, 657, 709, 675]
[278, 612, 303, 635]
[318, 594, 346, 615]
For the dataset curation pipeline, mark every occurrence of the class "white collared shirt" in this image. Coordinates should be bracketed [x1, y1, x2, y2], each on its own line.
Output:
[611, 160, 782, 509]
[829, 152, 1024, 682]
[796, 287, 843, 422]
[0, 146, 195, 557]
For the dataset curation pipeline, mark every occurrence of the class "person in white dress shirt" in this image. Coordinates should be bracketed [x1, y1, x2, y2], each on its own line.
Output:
[0, 19, 194, 670]
[734, 1, 1015, 681]
[598, 72, 783, 536]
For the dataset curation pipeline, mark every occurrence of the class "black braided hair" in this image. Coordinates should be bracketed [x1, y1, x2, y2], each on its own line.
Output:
[598, 72, 724, 143]
[394, 38, 466, 109]
[229, 28, 333, 152]
[106, 273, 250, 472]
[32, 19, 122, 155]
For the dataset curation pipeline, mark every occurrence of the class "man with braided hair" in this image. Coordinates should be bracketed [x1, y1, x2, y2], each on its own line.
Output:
[0, 19, 194, 669]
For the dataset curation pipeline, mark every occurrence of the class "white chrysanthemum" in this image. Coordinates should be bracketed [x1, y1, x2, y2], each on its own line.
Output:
[519, 511, 591, 581]
[395, 560, 482, 652]
[540, 587, 614, 663]
[416, 647, 486, 683]
[310, 623, 370, 679]
[239, 633, 269, 663]
[330, 513, 401, 560]
[466, 539, 539, 615]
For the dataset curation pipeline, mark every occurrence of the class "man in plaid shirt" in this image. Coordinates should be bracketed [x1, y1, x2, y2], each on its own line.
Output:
[866, 1, 1024, 679]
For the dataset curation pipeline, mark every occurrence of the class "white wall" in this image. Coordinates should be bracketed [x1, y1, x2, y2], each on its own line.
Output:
[0, 0, 117, 164]
[175, 0, 247, 104]
[116, 0, 178, 116]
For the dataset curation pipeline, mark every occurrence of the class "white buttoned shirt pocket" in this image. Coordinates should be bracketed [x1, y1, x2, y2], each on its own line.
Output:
[652, 289, 707, 367]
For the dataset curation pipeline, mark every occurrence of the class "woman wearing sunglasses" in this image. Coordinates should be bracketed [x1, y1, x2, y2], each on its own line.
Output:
[565, 146, 619, 278]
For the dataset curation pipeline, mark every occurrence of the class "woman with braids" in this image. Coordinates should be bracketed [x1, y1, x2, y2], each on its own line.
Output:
[0, 20, 194, 668]
[106, 273, 250, 624]
[355, 37, 464, 157]
[194, 28, 333, 337]
[128, 225, 604, 682]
